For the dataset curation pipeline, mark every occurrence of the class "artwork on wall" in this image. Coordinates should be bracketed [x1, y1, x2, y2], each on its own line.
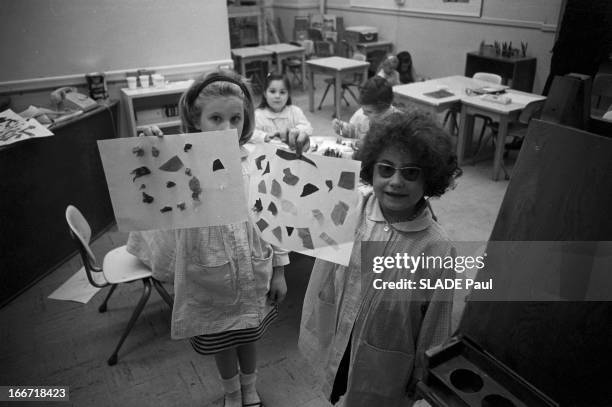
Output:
[350, 0, 482, 17]
[247, 144, 361, 266]
[97, 131, 247, 231]
[0, 109, 53, 147]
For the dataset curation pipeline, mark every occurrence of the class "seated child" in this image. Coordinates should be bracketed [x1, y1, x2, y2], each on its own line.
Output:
[252, 73, 312, 154]
[376, 55, 400, 86]
[331, 76, 398, 146]
[299, 110, 462, 407]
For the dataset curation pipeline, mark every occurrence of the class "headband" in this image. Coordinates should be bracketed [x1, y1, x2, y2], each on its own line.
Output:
[187, 73, 252, 106]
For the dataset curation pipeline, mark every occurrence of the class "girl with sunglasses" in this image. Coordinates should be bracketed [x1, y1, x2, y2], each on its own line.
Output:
[299, 110, 462, 407]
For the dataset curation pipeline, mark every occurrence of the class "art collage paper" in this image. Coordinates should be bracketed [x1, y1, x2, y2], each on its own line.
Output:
[97, 131, 247, 231]
[247, 144, 361, 266]
[0, 109, 53, 147]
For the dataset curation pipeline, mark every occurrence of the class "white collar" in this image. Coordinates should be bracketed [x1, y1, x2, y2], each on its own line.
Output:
[367, 197, 433, 232]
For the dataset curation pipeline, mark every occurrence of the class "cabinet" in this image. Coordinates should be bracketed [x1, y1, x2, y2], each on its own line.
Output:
[465, 51, 537, 92]
[0, 101, 118, 306]
[121, 81, 193, 137]
[228, 1, 263, 48]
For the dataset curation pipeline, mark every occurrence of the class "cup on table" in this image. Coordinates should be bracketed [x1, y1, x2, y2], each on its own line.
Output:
[126, 76, 137, 89]
[139, 75, 150, 88]
[151, 74, 165, 88]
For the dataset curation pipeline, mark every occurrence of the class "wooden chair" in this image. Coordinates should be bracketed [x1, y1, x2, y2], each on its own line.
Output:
[65, 205, 173, 366]
[282, 41, 306, 88]
[469, 72, 504, 153]
[443, 73, 502, 138]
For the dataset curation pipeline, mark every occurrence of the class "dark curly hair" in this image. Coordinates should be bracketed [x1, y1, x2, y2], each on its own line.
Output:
[355, 110, 462, 197]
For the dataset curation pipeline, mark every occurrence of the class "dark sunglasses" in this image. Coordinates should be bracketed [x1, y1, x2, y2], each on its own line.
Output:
[374, 162, 422, 181]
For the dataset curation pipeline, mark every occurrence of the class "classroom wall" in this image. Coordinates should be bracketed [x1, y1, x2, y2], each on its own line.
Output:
[0, 0, 233, 113]
[273, 0, 562, 93]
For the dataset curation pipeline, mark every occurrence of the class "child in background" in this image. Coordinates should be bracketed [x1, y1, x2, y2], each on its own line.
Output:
[376, 55, 400, 86]
[331, 76, 398, 147]
[252, 73, 313, 153]
[300, 110, 461, 407]
[127, 69, 310, 407]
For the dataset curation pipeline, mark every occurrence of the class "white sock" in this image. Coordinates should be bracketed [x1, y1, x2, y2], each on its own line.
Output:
[240, 371, 261, 405]
[220, 374, 241, 407]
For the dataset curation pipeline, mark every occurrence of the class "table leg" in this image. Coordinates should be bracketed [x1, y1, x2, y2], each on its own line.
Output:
[492, 115, 509, 181]
[457, 105, 475, 165]
[240, 59, 246, 78]
[334, 71, 342, 119]
[276, 55, 282, 74]
[308, 67, 314, 112]
[301, 55, 306, 92]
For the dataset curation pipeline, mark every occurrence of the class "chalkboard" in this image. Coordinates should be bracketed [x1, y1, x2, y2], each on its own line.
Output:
[460, 120, 612, 406]
[0, 0, 230, 82]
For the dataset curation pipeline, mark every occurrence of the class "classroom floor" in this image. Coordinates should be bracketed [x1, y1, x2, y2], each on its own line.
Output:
[0, 75, 514, 407]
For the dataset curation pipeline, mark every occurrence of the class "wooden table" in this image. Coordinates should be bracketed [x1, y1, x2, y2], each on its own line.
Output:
[231, 46, 274, 78]
[259, 43, 306, 90]
[458, 89, 546, 181]
[306, 56, 370, 119]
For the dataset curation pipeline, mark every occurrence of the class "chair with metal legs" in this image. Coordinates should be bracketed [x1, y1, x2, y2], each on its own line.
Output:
[65, 205, 173, 366]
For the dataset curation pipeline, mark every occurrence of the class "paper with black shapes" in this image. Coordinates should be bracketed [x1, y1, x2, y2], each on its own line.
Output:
[246, 143, 361, 266]
[271, 179, 282, 198]
[159, 155, 184, 172]
[272, 226, 282, 242]
[300, 183, 319, 197]
[0, 109, 53, 147]
[184, 143, 193, 152]
[275, 148, 317, 168]
[140, 184, 146, 190]
[212, 159, 224, 171]
[97, 130, 247, 231]
[282, 168, 299, 185]
[338, 172, 355, 190]
[258, 180, 267, 194]
[160, 206, 172, 213]
[256, 218, 269, 232]
[268, 202, 278, 216]
[297, 228, 314, 249]
[142, 192, 154, 203]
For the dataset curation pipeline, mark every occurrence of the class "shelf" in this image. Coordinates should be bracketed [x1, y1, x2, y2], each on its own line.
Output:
[136, 120, 181, 130]
[121, 80, 193, 98]
[121, 80, 191, 137]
